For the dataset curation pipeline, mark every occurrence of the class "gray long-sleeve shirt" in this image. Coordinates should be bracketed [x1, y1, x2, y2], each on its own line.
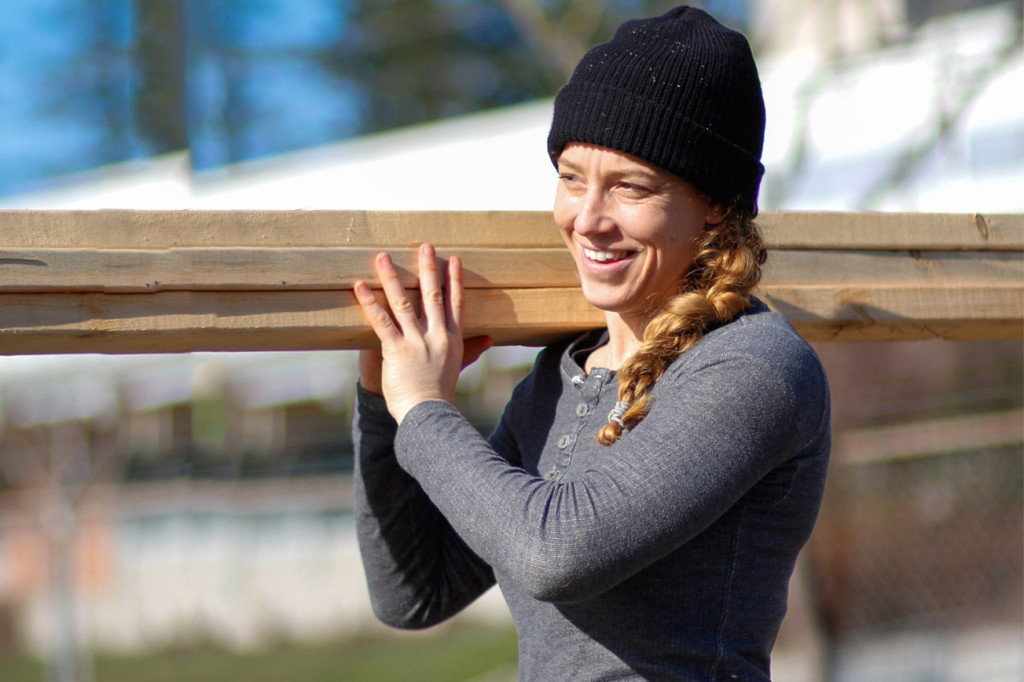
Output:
[354, 300, 831, 681]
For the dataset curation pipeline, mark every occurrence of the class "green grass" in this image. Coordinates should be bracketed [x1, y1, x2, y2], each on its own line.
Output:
[0, 625, 518, 682]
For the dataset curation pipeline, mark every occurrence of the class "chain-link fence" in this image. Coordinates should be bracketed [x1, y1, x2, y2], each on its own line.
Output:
[813, 443, 1022, 631]
[801, 340, 1023, 681]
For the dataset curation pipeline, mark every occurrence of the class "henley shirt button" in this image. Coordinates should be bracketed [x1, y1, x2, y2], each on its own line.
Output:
[544, 470, 557, 480]
[558, 435, 573, 449]
[576, 403, 589, 417]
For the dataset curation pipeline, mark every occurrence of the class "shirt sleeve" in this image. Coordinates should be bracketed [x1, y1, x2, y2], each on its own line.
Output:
[393, 323, 830, 604]
[352, 383, 496, 629]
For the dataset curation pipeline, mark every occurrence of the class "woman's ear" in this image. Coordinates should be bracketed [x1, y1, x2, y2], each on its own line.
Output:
[706, 203, 726, 226]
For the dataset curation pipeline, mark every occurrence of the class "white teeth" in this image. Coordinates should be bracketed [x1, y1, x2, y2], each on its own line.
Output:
[583, 248, 629, 262]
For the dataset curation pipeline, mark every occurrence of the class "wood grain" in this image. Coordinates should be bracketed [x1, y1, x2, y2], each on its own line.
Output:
[3, 247, 1019, 292]
[1, 210, 1021, 353]
[3, 210, 1021, 249]
[2, 282, 1020, 354]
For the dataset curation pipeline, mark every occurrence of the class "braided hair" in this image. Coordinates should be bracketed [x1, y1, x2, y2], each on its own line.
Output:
[597, 208, 767, 446]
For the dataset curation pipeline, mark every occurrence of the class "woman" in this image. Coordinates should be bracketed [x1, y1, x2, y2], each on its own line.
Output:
[352, 6, 830, 681]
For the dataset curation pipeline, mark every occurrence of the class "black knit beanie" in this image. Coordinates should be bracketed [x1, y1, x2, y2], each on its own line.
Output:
[548, 6, 766, 214]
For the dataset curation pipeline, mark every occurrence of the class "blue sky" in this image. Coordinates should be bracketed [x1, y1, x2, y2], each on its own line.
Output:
[0, 0, 754, 196]
[0, 0, 364, 194]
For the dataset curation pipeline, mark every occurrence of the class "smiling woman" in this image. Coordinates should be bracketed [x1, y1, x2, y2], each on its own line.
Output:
[553, 143, 717, 322]
[351, 6, 830, 681]
[552, 141, 769, 445]
[557, 144, 716, 315]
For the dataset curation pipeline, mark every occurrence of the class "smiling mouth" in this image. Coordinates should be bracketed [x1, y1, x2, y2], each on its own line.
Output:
[583, 247, 632, 263]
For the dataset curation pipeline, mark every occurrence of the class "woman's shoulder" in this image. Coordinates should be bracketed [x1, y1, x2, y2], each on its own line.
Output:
[712, 297, 815, 355]
[670, 298, 827, 392]
[659, 299, 831, 449]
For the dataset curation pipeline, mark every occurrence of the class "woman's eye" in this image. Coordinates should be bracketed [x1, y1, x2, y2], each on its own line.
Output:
[558, 174, 585, 189]
[619, 182, 652, 196]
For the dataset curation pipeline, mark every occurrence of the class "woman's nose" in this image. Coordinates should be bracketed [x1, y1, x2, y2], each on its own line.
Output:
[573, 190, 613, 237]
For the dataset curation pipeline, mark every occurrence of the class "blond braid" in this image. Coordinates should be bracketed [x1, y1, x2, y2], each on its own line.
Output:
[597, 210, 767, 446]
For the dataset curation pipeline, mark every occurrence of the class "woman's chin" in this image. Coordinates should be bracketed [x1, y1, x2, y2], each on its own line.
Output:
[580, 287, 634, 315]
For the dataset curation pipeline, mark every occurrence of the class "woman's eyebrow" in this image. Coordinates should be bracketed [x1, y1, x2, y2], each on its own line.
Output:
[557, 157, 664, 185]
[618, 168, 658, 180]
[614, 168, 665, 186]
[556, 158, 584, 173]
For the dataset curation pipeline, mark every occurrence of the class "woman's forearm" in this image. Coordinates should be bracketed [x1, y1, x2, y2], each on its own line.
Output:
[353, 386, 495, 628]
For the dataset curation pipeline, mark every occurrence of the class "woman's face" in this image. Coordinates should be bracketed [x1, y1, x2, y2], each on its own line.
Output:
[553, 143, 721, 323]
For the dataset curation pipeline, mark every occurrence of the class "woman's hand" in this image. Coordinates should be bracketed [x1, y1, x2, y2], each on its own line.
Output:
[354, 244, 492, 423]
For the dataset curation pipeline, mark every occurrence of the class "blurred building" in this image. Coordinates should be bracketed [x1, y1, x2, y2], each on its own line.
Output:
[0, 351, 528, 653]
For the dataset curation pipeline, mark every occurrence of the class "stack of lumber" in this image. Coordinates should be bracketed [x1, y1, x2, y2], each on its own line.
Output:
[0, 210, 1020, 354]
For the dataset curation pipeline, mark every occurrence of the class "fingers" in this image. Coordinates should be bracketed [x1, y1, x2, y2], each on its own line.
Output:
[445, 255, 465, 334]
[353, 280, 402, 346]
[356, 246, 465, 346]
[418, 244, 447, 331]
[374, 252, 421, 333]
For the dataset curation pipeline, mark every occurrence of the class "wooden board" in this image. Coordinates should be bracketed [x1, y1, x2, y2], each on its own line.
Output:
[0, 288, 600, 353]
[763, 284, 1023, 341]
[0, 247, 580, 292]
[3, 209, 1022, 249]
[3, 248, 1019, 292]
[1, 210, 1021, 354]
[2, 282, 1020, 353]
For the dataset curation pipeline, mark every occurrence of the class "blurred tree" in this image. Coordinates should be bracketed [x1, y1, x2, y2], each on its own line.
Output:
[327, 0, 555, 134]
[0, 0, 739, 190]
[329, 0, 715, 135]
[4, 0, 139, 187]
[133, 0, 188, 154]
[497, 0, 748, 82]
[905, 0, 1010, 27]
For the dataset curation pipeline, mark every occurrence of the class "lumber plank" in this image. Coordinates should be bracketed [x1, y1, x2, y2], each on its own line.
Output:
[764, 284, 1023, 341]
[1, 210, 1021, 352]
[4, 247, 1019, 292]
[756, 211, 1023, 250]
[2, 283, 1020, 354]
[0, 210, 561, 249]
[0, 247, 579, 292]
[0, 289, 600, 353]
[762, 249, 1023, 284]
[3, 210, 1022, 250]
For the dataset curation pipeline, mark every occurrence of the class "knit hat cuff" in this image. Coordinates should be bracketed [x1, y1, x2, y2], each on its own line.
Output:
[549, 81, 765, 212]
